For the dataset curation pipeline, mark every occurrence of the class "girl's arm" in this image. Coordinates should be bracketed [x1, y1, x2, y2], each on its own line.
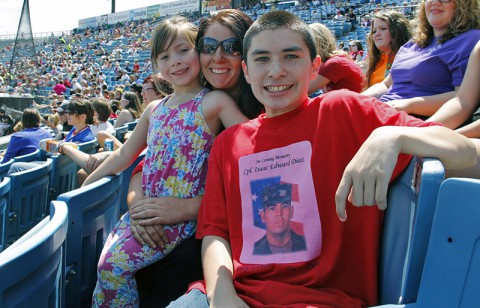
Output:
[83, 103, 152, 186]
[202, 90, 249, 135]
[361, 73, 392, 98]
[428, 42, 480, 129]
[308, 74, 330, 94]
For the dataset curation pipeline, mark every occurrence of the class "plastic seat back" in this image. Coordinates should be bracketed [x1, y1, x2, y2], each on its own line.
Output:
[58, 174, 121, 308]
[0, 178, 10, 252]
[77, 138, 98, 155]
[126, 120, 138, 131]
[13, 148, 41, 163]
[415, 178, 480, 307]
[379, 157, 444, 304]
[114, 124, 128, 143]
[5, 159, 53, 246]
[48, 154, 78, 203]
[0, 160, 14, 181]
[0, 201, 68, 307]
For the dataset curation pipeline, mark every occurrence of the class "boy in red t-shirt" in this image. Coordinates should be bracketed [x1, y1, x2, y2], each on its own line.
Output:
[168, 10, 476, 308]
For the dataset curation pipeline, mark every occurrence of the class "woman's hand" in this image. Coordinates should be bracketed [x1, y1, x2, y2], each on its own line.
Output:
[130, 217, 169, 249]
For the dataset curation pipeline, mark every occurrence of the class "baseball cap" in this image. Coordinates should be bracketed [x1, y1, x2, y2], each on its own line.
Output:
[262, 183, 292, 206]
[57, 102, 70, 114]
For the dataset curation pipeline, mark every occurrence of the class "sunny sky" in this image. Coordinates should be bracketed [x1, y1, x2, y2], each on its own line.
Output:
[0, 0, 172, 37]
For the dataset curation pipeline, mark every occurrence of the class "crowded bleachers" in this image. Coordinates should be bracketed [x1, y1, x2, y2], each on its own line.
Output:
[0, 0, 478, 306]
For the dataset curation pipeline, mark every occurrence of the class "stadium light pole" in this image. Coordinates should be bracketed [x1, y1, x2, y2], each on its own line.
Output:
[111, 0, 116, 13]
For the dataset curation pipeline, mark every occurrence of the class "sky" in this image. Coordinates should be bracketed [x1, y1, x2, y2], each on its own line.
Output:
[0, 0, 170, 37]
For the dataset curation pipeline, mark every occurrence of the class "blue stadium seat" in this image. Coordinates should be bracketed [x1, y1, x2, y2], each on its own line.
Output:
[0, 178, 10, 252]
[58, 174, 121, 308]
[0, 159, 14, 181]
[5, 159, 53, 246]
[0, 201, 68, 308]
[114, 124, 128, 143]
[378, 157, 444, 305]
[13, 148, 41, 162]
[126, 120, 138, 131]
[77, 138, 98, 155]
[48, 154, 78, 203]
[412, 177, 480, 307]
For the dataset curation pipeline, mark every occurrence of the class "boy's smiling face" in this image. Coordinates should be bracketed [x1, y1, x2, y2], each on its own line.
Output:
[242, 29, 320, 118]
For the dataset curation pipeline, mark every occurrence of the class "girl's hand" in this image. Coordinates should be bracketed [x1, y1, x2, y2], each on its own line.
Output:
[130, 197, 185, 225]
[130, 218, 169, 249]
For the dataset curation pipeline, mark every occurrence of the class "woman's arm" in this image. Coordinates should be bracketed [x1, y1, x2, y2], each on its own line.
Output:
[361, 73, 392, 98]
[387, 90, 457, 116]
[428, 42, 480, 129]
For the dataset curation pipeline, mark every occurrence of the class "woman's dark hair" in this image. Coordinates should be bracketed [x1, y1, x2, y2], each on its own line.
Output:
[21, 108, 42, 128]
[110, 100, 120, 114]
[67, 98, 95, 125]
[91, 98, 112, 122]
[196, 9, 263, 119]
[122, 91, 144, 119]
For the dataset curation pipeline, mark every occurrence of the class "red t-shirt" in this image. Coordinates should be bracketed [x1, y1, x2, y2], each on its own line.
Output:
[318, 55, 365, 93]
[191, 91, 437, 307]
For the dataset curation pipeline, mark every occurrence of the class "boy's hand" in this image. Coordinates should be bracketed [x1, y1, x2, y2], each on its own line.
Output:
[335, 127, 400, 221]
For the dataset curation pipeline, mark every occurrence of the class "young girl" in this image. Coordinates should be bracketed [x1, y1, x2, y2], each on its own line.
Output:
[84, 16, 248, 307]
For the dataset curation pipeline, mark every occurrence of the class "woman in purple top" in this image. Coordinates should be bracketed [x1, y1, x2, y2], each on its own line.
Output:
[362, 0, 480, 118]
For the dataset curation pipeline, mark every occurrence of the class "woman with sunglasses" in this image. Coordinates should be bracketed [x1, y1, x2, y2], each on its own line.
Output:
[114, 90, 143, 129]
[64, 98, 95, 143]
[363, 0, 480, 119]
[348, 40, 364, 62]
[130, 10, 265, 307]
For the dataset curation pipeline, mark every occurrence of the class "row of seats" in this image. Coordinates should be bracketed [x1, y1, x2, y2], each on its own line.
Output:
[2, 154, 479, 307]
[0, 142, 146, 307]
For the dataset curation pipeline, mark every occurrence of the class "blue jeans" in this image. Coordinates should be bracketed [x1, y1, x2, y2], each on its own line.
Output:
[166, 289, 209, 308]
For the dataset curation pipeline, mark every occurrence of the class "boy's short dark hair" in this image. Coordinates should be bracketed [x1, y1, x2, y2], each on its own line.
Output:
[243, 10, 317, 63]
[91, 98, 112, 122]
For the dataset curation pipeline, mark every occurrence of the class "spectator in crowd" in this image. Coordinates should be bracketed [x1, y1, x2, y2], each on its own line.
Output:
[56, 102, 73, 137]
[348, 40, 364, 62]
[364, 11, 411, 88]
[63, 98, 95, 143]
[114, 90, 143, 128]
[308, 23, 365, 94]
[362, 0, 480, 118]
[45, 113, 62, 135]
[0, 108, 51, 163]
[89, 98, 115, 137]
[53, 78, 66, 95]
[346, 7, 357, 30]
[0, 108, 14, 136]
[167, 10, 476, 307]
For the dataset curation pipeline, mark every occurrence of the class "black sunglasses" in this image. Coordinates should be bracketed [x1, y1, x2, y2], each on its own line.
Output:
[198, 37, 242, 56]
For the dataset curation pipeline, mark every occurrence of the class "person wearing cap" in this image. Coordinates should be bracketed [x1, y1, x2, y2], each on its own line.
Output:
[56, 102, 73, 137]
[0, 108, 13, 136]
[253, 183, 306, 255]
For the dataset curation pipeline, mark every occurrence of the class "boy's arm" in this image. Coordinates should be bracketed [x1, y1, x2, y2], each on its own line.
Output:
[202, 235, 248, 308]
[335, 125, 477, 221]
